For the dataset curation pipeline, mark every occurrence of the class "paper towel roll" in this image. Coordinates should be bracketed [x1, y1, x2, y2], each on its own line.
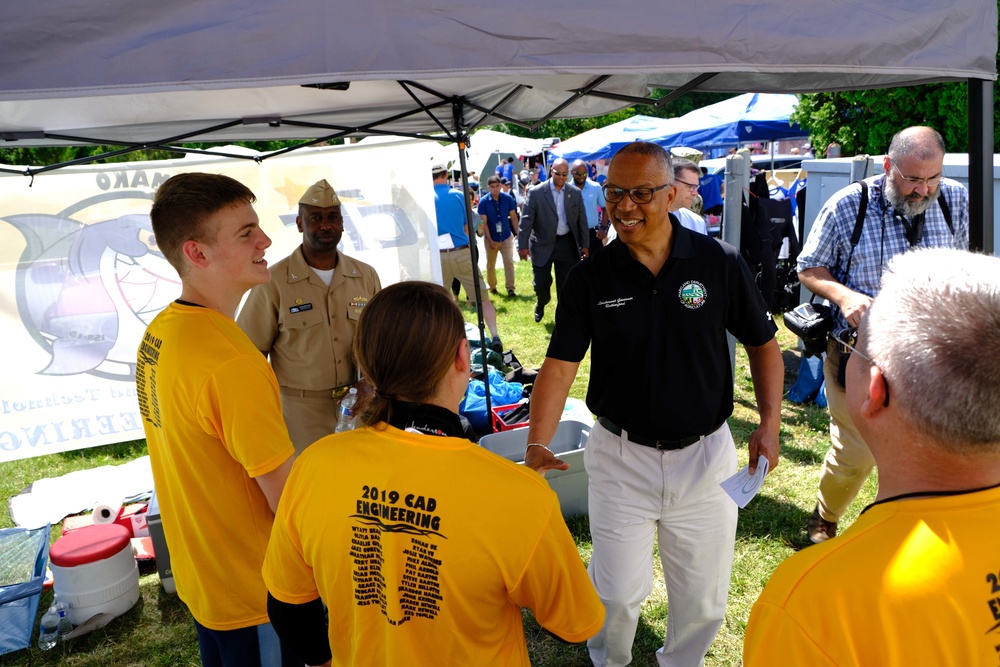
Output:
[93, 499, 123, 524]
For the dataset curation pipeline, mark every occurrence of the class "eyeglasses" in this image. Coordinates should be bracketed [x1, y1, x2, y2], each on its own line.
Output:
[674, 178, 699, 191]
[551, 170, 568, 177]
[891, 163, 941, 188]
[602, 183, 672, 204]
[839, 336, 873, 364]
[571, 170, 588, 177]
[838, 333, 890, 407]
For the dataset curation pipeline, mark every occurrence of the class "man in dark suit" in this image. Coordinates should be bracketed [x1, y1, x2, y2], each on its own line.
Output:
[517, 158, 589, 323]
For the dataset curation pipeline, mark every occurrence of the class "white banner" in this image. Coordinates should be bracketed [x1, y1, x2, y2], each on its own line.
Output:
[0, 140, 439, 461]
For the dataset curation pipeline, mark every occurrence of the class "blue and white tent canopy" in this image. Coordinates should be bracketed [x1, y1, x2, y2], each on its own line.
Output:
[647, 93, 807, 151]
[552, 94, 807, 163]
[552, 116, 683, 162]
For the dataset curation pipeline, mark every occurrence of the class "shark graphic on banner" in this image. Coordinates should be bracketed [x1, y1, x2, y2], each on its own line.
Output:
[0, 140, 439, 461]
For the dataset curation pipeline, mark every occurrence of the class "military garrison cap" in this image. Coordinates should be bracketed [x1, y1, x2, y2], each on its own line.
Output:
[298, 179, 341, 207]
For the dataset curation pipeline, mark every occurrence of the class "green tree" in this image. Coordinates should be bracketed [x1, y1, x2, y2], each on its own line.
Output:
[790, 81, 999, 156]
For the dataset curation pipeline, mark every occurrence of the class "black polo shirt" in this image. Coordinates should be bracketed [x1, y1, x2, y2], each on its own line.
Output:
[547, 217, 777, 441]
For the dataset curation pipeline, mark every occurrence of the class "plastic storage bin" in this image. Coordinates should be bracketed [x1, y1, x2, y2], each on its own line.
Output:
[146, 492, 175, 594]
[479, 420, 590, 518]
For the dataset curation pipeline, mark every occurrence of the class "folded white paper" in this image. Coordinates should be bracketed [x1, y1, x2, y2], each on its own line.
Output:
[720, 457, 769, 509]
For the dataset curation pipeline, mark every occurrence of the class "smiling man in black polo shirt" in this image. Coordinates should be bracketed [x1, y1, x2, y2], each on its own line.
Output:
[524, 142, 783, 667]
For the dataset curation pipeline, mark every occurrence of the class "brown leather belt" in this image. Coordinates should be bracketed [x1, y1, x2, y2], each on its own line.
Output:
[440, 245, 469, 253]
[597, 416, 715, 451]
[280, 385, 351, 400]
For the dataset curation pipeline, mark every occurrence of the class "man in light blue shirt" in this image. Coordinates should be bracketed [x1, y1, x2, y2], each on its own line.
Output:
[571, 159, 609, 254]
[670, 158, 709, 236]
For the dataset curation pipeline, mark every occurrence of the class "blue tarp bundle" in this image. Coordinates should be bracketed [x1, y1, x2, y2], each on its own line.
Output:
[0, 525, 50, 655]
[787, 355, 827, 408]
[460, 368, 523, 433]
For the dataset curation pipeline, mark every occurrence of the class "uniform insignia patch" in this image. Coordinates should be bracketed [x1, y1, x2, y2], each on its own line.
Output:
[678, 281, 707, 309]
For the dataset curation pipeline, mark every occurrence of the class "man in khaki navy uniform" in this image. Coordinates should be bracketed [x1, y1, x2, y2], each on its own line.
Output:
[238, 179, 382, 452]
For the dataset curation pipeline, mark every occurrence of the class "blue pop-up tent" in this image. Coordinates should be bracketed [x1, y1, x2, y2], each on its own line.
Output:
[646, 93, 807, 151]
[551, 93, 806, 163]
[551, 115, 684, 162]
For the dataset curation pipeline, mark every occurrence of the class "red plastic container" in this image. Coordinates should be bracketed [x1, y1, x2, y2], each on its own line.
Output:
[491, 402, 529, 432]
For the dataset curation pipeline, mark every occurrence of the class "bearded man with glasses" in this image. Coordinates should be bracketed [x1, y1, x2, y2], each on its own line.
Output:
[523, 141, 783, 667]
[797, 126, 970, 546]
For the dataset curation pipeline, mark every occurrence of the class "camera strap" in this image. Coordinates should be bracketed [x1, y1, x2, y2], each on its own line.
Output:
[841, 180, 870, 286]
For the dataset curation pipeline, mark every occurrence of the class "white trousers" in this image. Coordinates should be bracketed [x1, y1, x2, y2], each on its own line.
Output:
[585, 420, 738, 667]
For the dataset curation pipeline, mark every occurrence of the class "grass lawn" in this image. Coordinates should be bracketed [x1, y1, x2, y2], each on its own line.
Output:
[0, 257, 876, 667]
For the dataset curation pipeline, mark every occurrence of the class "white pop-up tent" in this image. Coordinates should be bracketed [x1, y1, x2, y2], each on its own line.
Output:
[0, 1, 994, 248]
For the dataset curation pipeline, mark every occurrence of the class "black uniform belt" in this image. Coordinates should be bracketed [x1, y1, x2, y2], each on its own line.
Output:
[280, 385, 351, 400]
[597, 416, 714, 451]
[440, 245, 469, 253]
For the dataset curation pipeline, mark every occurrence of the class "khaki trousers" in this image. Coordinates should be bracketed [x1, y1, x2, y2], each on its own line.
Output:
[816, 339, 876, 522]
[280, 393, 339, 454]
[485, 236, 516, 292]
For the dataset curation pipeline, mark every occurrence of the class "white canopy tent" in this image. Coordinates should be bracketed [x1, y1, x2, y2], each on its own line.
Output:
[463, 130, 544, 181]
[0, 1, 993, 148]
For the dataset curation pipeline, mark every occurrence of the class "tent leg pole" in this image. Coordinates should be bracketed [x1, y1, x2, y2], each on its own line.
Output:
[968, 77, 994, 254]
[455, 124, 493, 434]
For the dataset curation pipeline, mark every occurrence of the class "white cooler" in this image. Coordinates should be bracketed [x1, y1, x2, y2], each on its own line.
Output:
[49, 523, 140, 626]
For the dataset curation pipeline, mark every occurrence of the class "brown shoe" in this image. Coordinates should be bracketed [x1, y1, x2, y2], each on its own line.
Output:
[807, 505, 838, 544]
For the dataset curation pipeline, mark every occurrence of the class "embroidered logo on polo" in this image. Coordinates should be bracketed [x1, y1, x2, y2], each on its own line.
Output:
[678, 281, 707, 309]
[597, 297, 634, 309]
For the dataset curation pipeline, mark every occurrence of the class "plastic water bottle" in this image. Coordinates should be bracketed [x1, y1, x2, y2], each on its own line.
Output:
[335, 388, 358, 434]
[53, 594, 73, 638]
[37, 604, 60, 650]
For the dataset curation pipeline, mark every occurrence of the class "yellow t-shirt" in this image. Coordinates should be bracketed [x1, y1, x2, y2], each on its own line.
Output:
[744, 486, 1000, 666]
[264, 424, 605, 666]
[137, 302, 294, 630]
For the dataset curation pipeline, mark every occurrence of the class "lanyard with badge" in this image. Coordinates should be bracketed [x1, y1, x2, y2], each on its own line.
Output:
[492, 196, 503, 235]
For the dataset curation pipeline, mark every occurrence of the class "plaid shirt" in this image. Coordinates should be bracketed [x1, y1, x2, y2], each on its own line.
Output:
[797, 175, 969, 334]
